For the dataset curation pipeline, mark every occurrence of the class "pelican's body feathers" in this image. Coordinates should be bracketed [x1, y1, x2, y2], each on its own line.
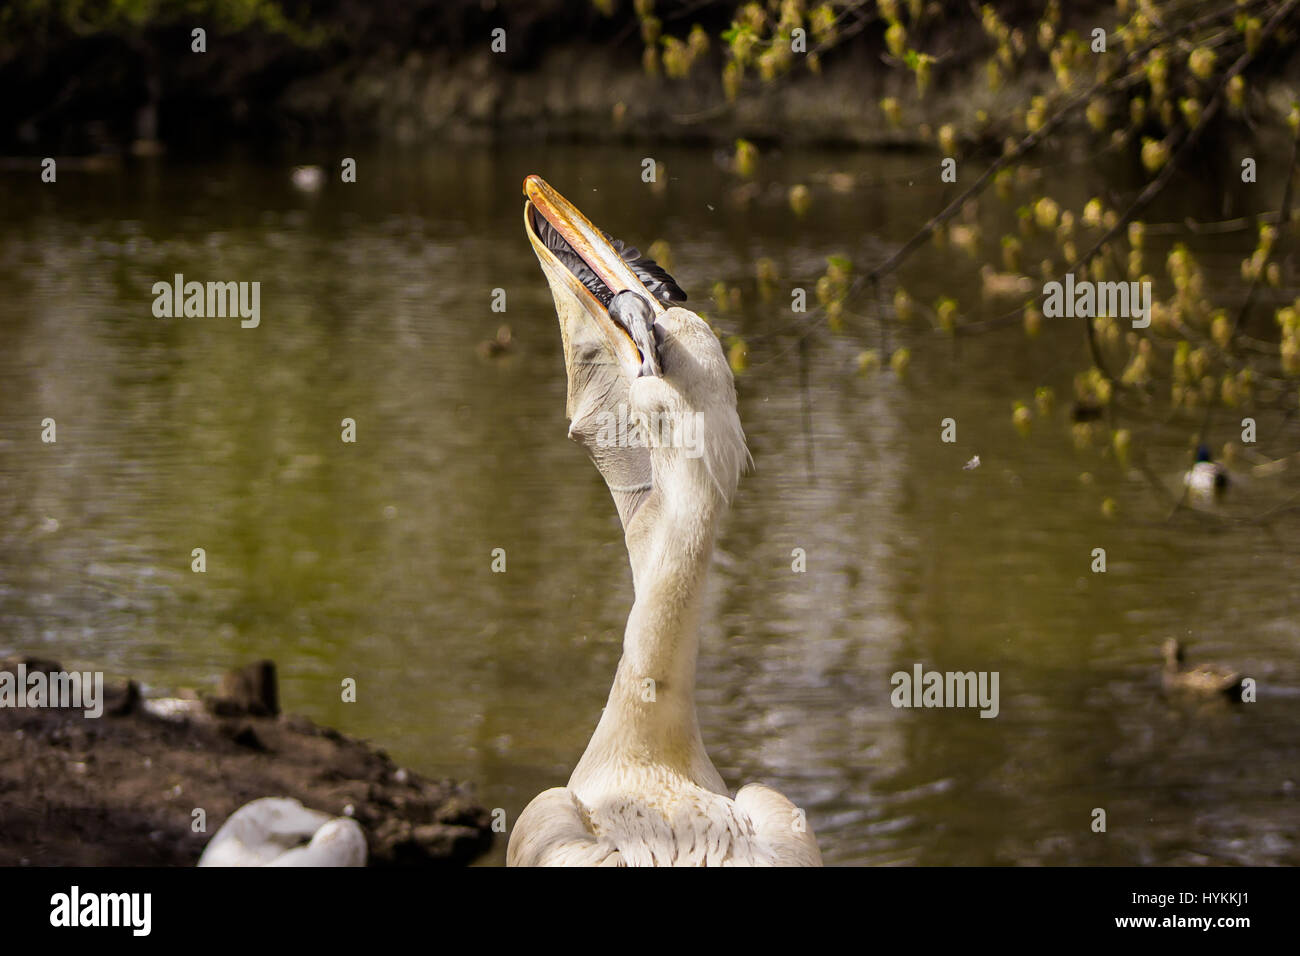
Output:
[509, 780, 820, 867]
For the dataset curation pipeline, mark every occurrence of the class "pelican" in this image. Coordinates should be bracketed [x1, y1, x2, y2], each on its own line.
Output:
[197, 797, 367, 867]
[507, 175, 822, 867]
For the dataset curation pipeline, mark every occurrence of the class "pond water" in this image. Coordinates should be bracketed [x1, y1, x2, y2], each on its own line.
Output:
[1, 142, 1297, 865]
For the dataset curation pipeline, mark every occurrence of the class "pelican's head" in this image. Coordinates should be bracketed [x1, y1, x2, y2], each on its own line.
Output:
[621, 293, 749, 503]
[524, 175, 749, 529]
[523, 173, 685, 382]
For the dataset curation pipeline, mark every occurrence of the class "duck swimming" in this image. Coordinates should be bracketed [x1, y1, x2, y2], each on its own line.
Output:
[477, 323, 513, 358]
[1184, 443, 1228, 498]
[1161, 638, 1246, 701]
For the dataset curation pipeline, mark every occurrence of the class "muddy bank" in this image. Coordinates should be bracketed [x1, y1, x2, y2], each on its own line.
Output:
[0, 657, 493, 866]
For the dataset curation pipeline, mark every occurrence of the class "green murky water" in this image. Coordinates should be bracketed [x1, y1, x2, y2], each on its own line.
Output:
[1, 144, 1298, 865]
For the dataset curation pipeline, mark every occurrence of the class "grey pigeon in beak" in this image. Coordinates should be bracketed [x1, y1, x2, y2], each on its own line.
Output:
[609, 290, 661, 378]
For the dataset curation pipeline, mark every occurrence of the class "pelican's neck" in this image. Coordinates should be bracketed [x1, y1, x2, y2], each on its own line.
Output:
[621, 477, 718, 695]
[570, 453, 728, 795]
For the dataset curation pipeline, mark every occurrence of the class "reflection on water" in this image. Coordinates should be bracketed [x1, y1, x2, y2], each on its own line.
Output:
[1, 145, 1297, 866]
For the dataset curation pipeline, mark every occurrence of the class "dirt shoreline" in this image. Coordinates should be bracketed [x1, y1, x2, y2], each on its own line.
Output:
[0, 656, 494, 866]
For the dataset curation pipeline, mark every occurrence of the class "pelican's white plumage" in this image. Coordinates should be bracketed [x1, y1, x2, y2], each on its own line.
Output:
[509, 176, 822, 867]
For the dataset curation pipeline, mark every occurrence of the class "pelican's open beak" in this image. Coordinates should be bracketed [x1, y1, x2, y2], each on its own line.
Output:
[524, 174, 671, 379]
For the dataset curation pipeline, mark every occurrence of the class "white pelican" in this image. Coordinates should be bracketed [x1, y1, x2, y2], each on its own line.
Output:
[508, 175, 822, 867]
[198, 797, 367, 867]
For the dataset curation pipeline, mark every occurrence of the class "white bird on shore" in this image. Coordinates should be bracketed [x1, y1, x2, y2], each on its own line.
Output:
[508, 176, 822, 867]
[198, 797, 367, 867]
